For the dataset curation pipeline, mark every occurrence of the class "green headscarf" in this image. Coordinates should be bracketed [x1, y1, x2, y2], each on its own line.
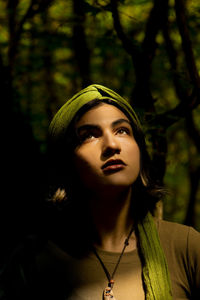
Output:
[49, 84, 172, 299]
[49, 84, 141, 141]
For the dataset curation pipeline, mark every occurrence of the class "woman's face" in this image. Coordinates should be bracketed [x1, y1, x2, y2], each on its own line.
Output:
[73, 103, 140, 192]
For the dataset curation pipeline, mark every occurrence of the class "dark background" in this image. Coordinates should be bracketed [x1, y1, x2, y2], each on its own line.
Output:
[0, 0, 200, 259]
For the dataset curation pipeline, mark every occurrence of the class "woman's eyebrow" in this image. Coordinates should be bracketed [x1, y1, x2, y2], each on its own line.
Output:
[76, 124, 101, 134]
[111, 118, 131, 128]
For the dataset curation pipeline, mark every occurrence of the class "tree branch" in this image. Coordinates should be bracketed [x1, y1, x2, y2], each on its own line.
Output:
[146, 87, 198, 131]
[185, 111, 200, 153]
[184, 165, 200, 226]
[162, 19, 188, 102]
[72, 0, 91, 88]
[16, 0, 54, 41]
[175, 0, 200, 90]
[149, 1, 200, 132]
[142, 0, 169, 64]
[184, 112, 200, 227]
[110, 0, 140, 57]
[7, 0, 54, 68]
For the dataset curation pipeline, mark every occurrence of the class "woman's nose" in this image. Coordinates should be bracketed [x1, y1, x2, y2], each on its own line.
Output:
[101, 132, 121, 158]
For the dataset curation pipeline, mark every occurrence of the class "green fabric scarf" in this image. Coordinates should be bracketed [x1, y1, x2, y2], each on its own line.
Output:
[49, 84, 172, 299]
[49, 84, 141, 141]
[136, 212, 172, 299]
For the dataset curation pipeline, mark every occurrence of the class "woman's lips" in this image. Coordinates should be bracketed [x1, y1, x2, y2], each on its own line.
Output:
[101, 159, 126, 173]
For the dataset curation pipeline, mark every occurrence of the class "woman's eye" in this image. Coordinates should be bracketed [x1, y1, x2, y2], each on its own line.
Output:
[85, 133, 95, 140]
[79, 132, 95, 142]
[117, 127, 130, 135]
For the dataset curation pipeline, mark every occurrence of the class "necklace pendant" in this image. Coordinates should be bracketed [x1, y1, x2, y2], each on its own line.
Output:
[103, 287, 116, 300]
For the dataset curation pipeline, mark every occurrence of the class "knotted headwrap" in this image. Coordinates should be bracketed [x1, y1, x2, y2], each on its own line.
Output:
[49, 84, 141, 142]
[49, 84, 172, 299]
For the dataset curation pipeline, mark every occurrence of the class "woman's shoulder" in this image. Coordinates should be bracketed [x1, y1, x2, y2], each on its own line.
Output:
[157, 219, 200, 298]
[157, 218, 200, 240]
[0, 234, 47, 300]
[157, 219, 200, 284]
[157, 218, 200, 251]
[35, 239, 73, 272]
[0, 235, 71, 300]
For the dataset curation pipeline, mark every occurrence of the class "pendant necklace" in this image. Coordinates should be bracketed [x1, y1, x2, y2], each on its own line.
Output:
[93, 227, 134, 300]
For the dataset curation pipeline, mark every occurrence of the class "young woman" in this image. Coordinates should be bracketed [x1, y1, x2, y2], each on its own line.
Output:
[2, 84, 200, 300]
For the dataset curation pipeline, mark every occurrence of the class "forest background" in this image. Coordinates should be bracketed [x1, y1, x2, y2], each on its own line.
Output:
[0, 0, 200, 258]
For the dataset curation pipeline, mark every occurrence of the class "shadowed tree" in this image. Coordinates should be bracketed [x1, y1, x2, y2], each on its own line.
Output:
[72, 0, 91, 88]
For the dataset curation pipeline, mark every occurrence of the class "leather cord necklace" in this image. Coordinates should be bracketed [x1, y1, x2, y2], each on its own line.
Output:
[93, 227, 134, 300]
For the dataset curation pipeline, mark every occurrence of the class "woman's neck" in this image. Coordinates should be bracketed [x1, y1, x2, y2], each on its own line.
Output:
[88, 187, 136, 252]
